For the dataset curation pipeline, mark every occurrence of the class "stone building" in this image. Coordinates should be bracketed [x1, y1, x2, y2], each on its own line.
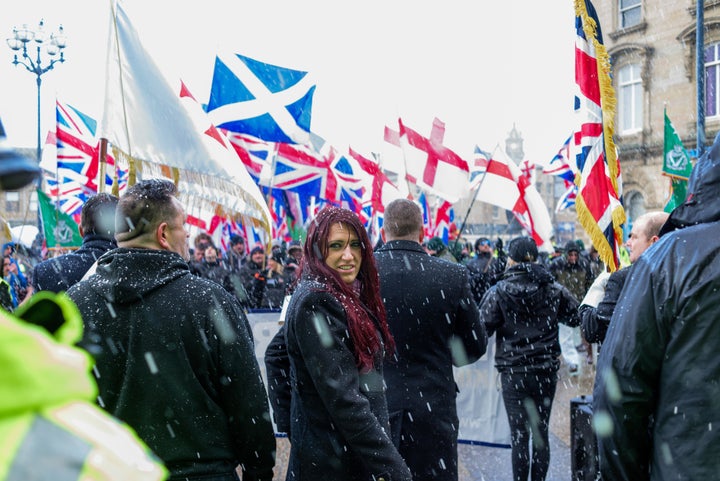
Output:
[593, 0, 719, 223]
[459, 1, 718, 245]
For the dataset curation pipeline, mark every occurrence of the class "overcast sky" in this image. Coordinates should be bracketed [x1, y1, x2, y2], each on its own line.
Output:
[1, 0, 577, 166]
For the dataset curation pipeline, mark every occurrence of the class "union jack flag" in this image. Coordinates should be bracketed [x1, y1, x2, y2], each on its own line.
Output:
[574, 0, 625, 271]
[347, 147, 402, 215]
[433, 200, 455, 244]
[225, 131, 271, 181]
[45, 100, 126, 220]
[556, 180, 578, 212]
[469, 146, 492, 189]
[544, 134, 576, 183]
[417, 192, 434, 239]
[261, 135, 364, 210]
[268, 190, 293, 241]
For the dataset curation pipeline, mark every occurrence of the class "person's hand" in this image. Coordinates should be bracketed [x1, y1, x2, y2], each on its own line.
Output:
[253, 271, 266, 283]
[495, 238, 504, 251]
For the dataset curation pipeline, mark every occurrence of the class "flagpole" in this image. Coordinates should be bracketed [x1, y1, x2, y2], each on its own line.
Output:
[697, 0, 706, 157]
[454, 167, 492, 247]
[99, 138, 108, 194]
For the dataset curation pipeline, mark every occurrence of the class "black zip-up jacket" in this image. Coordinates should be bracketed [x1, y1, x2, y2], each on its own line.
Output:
[480, 262, 580, 373]
[32, 234, 117, 293]
[67, 248, 275, 481]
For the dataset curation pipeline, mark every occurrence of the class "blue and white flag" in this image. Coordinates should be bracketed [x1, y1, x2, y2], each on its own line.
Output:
[206, 53, 316, 144]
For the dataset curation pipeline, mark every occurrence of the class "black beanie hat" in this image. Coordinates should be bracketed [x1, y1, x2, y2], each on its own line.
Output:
[507, 236, 538, 263]
[564, 240, 580, 254]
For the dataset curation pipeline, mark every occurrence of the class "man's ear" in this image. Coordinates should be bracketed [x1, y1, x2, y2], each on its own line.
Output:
[156, 222, 171, 250]
[380, 228, 386, 243]
[78, 225, 85, 237]
[418, 231, 424, 244]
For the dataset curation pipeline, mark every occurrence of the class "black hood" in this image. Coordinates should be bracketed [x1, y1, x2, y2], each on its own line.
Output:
[497, 263, 555, 312]
[660, 132, 720, 236]
[84, 248, 189, 305]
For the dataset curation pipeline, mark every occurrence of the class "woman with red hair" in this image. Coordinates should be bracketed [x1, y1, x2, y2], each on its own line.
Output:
[281, 206, 410, 481]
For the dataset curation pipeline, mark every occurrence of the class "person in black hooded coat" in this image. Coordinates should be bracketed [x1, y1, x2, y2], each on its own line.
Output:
[479, 236, 579, 481]
[593, 132, 720, 481]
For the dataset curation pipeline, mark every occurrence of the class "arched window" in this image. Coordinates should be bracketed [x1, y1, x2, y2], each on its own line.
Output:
[624, 190, 646, 232]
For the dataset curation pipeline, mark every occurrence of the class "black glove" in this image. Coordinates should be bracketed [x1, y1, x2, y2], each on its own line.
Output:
[495, 238, 504, 251]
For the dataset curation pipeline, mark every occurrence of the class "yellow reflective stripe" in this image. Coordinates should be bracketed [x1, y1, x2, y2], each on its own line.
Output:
[6, 416, 89, 481]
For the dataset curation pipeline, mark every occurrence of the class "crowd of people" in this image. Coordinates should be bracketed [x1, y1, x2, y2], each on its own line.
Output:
[3, 137, 720, 480]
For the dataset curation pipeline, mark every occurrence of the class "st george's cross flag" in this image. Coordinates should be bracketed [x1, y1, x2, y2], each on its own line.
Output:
[472, 146, 554, 252]
[205, 52, 316, 144]
[574, 0, 625, 271]
[395, 117, 470, 203]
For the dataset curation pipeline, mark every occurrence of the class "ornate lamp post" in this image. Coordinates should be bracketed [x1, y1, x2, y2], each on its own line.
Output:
[6, 19, 67, 163]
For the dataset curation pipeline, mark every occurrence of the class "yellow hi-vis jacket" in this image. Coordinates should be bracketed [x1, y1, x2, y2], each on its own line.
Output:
[0, 291, 168, 481]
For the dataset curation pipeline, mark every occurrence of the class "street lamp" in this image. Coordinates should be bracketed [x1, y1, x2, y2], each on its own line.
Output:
[6, 19, 67, 164]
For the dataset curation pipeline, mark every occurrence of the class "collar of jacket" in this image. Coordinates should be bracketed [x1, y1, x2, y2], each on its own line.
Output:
[377, 239, 426, 255]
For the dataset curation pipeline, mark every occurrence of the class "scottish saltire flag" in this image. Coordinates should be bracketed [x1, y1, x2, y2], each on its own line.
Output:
[574, 0, 625, 271]
[205, 52, 316, 144]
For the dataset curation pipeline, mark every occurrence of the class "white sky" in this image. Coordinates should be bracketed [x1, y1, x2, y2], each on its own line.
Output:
[1, 0, 577, 166]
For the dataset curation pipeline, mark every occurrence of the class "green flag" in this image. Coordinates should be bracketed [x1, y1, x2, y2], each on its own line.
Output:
[36, 190, 83, 248]
[663, 108, 693, 212]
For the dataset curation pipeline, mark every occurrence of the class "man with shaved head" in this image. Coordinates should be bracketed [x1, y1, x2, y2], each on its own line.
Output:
[580, 210, 669, 345]
[67, 179, 275, 481]
[374, 198, 487, 481]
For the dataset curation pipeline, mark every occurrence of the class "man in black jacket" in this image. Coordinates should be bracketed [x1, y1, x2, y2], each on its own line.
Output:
[580, 210, 667, 345]
[32, 193, 118, 293]
[67, 179, 275, 481]
[593, 135, 720, 481]
[465, 237, 506, 304]
[375, 198, 488, 481]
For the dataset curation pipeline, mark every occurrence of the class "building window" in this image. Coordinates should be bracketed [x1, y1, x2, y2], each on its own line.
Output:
[5, 192, 20, 213]
[29, 191, 38, 212]
[706, 43, 720, 118]
[619, 0, 641, 29]
[617, 63, 643, 133]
